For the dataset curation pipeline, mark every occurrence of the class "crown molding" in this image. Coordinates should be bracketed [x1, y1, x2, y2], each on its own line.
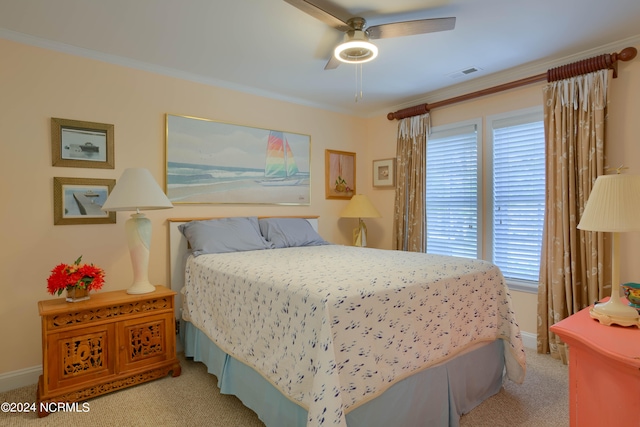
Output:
[384, 34, 640, 115]
[0, 28, 354, 116]
[3, 27, 639, 119]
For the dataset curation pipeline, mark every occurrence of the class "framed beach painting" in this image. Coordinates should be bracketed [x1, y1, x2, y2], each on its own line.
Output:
[166, 114, 310, 204]
[53, 177, 116, 225]
[51, 118, 115, 169]
[325, 149, 356, 199]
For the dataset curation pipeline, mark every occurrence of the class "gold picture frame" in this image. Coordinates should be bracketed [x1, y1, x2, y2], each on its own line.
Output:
[373, 158, 395, 187]
[53, 177, 116, 225]
[166, 114, 311, 204]
[325, 149, 356, 199]
[51, 118, 115, 169]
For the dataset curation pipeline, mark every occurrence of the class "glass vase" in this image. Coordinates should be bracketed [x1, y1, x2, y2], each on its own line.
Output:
[66, 287, 90, 302]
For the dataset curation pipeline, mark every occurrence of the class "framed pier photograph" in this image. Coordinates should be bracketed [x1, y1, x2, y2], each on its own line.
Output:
[51, 118, 115, 169]
[53, 177, 116, 225]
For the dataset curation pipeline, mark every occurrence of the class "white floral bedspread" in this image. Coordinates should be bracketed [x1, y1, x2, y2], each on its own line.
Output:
[182, 245, 526, 427]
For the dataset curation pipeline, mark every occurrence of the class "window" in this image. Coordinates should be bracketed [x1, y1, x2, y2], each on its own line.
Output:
[489, 110, 545, 286]
[425, 109, 545, 291]
[426, 122, 480, 258]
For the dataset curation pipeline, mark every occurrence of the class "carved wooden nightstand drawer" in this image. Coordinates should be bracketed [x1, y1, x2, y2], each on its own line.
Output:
[37, 285, 181, 417]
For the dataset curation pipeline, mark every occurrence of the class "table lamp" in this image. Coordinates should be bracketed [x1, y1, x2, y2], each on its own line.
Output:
[101, 168, 173, 294]
[577, 170, 640, 327]
[340, 194, 381, 247]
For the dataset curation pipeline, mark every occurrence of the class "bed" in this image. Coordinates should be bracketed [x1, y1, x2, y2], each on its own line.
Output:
[168, 216, 526, 427]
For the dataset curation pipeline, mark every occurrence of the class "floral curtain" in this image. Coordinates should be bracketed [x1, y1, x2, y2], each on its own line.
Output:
[393, 114, 429, 252]
[537, 69, 612, 362]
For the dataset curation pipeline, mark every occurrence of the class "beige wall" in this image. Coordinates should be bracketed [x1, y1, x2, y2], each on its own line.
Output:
[364, 45, 640, 334]
[1, 36, 639, 378]
[0, 38, 366, 374]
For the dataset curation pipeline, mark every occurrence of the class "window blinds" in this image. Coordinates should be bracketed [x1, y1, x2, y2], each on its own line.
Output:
[492, 119, 545, 282]
[426, 125, 479, 258]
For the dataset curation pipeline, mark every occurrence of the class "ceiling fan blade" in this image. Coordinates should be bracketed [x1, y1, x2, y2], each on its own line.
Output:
[283, 0, 352, 32]
[367, 17, 456, 39]
[324, 55, 341, 70]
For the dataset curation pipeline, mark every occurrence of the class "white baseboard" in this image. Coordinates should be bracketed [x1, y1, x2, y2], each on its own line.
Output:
[521, 331, 537, 349]
[0, 365, 41, 393]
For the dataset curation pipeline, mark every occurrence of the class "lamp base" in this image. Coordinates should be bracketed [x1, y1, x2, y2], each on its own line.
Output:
[124, 213, 156, 295]
[590, 298, 640, 327]
[127, 281, 156, 295]
[353, 219, 367, 247]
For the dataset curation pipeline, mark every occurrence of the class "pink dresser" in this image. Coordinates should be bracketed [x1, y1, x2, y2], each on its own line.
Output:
[550, 302, 640, 427]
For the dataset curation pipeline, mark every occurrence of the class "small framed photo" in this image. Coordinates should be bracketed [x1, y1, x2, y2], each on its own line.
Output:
[373, 158, 395, 187]
[325, 149, 356, 199]
[53, 177, 116, 225]
[51, 118, 115, 169]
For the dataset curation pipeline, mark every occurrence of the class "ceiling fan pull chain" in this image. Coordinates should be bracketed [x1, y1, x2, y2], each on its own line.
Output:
[354, 63, 363, 102]
[354, 63, 358, 102]
[360, 63, 363, 100]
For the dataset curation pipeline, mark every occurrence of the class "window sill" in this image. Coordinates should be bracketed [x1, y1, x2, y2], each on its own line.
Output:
[506, 279, 538, 294]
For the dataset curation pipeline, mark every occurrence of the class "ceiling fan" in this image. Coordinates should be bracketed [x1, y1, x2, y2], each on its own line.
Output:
[283, 0, 456, 70]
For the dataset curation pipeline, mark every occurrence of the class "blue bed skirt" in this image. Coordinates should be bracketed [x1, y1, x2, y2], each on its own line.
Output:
[183, 321, 505, 427]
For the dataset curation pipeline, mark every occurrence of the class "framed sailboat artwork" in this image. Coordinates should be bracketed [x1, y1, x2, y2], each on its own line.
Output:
[165, 114, 311, 205]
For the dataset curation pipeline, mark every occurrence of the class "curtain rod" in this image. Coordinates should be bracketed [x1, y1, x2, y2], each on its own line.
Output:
[387, 47, 638, 121]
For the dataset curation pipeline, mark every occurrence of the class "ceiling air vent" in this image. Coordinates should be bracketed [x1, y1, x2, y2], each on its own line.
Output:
[447, 66, 483, 79]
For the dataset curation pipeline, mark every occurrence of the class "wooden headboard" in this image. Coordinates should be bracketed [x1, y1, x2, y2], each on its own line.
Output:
[167, 216, 319, 320]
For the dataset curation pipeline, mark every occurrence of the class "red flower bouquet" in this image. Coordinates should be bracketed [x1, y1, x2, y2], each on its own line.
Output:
[46, 256, 105, 296]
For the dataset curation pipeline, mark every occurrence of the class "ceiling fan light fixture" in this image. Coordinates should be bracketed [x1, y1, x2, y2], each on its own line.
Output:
[334, 30, 378, 64]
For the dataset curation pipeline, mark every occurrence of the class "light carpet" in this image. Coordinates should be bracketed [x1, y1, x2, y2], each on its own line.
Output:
[0, 347, 567, 427]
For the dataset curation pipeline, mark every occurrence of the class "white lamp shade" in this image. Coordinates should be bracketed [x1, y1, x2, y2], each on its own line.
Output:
[577, 174, 640, 232]
[340, 194, 381, 218]
[102, 168, 173, 212]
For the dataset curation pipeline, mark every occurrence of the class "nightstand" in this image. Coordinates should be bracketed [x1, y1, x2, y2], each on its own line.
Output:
[36, 285, 181, 417]
[550, 301, 640, 427]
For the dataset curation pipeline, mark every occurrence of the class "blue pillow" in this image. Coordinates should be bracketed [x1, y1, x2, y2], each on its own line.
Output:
[178, 217, 273, 256]
[258, 218, 328, 248]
